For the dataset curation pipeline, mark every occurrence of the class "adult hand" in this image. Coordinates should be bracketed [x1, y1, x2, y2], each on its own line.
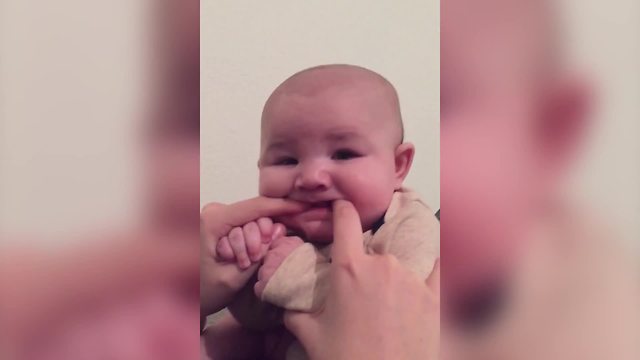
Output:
[200, 197, 307, 316]
[284, 200, 440, 360]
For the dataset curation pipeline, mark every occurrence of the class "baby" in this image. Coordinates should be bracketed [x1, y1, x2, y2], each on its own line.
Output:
[215, 64, 440, 358]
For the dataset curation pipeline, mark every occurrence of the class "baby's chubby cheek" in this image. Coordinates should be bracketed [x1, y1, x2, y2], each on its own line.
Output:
[334, 168, 396, 230]
[258, 168, 292, 199]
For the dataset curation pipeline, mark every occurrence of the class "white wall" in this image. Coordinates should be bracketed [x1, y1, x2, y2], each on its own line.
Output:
[0, 0, 147, 241]
[200, 1, 441, 209]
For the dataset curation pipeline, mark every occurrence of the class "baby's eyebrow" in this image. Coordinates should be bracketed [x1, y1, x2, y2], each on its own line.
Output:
[264, 140, 290, 152]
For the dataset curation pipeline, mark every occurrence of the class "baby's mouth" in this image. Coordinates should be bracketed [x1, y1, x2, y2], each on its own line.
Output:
[277, 200, 335, 226]
[308, 201, 333, 209]
[296, 201, 333, 220]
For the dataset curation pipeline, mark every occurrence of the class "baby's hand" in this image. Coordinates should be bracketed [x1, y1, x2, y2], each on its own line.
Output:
[254, 236, 304, 298]
[215, 217, 286, 270]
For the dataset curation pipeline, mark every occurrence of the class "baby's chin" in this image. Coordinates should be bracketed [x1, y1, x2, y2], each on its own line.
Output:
[298, 221, 334, 243]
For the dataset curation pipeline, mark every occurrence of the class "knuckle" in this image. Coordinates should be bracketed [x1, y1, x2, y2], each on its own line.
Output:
[201, 202, 223, 217]
[200, 203, 227, 234]
[216, 270, 241, 292]
[215, 238, 227, 254]
[381, 253, 399, 266]
[335, 259, 358, 276]
[376, 254, 399, 279]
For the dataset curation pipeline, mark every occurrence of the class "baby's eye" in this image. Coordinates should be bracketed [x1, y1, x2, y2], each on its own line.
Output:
[274, 156, 298, 166]
[332, 149, 360, 161]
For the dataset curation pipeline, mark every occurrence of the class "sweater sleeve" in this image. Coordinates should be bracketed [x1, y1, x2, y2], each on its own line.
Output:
[367, 201, 440, 280]
[260, 242, 332, 313]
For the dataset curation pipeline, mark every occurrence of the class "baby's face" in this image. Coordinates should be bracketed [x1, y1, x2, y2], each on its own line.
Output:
[259, 85, 401, 242]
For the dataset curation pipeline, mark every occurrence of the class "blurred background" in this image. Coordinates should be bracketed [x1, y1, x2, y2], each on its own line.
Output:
[200, 0, 441, 210]
[440, 0, 639, 357]
[560, 0, 640, 250]
[0, 1, 200, 358]
[0, 1, 149, 242]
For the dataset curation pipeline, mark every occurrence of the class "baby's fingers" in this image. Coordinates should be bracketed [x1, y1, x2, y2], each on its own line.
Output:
[243, 222, 263, 262]
[228, 227, 251, 269]
[257, 217, 274, 241]
[215, 236, 235, 261]
[257, 217, 286, 243]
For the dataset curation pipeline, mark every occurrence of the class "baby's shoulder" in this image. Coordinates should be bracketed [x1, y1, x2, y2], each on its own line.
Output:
[385, 188, 439, 225]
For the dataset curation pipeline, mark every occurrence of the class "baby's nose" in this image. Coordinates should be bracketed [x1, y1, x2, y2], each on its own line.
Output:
[295, 163, 331, 191]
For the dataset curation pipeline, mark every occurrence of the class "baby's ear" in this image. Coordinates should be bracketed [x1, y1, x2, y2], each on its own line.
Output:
[393, 142, 415, 188]
[537, 75, 592, 173]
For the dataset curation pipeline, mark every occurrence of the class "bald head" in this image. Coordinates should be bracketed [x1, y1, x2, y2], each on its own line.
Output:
[262, 64, 405, 145]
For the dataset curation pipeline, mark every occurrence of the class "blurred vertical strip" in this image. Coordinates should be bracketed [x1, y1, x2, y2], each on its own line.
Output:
[441, 0, 639, 358]
[1, 1, 201, 358]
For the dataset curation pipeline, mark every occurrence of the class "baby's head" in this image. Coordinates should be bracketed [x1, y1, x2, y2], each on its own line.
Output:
[441, 0, 591, 302]
[258, 64, 415, 242]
